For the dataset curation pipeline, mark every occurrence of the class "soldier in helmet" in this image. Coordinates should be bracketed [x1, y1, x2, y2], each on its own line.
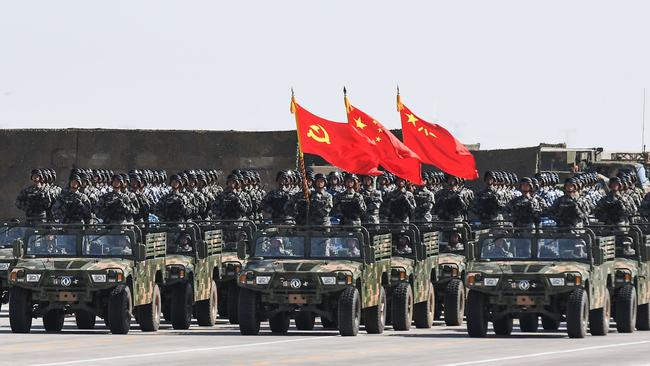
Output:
[384, 177, 417, 224]
[285, 170, 314, 225]
[327, 171, 345, 196]
[333, 173, 366, 226]
[359, 174, 383, 224]
[593, 176, 636, 226]
[128, 172, 153, 223]
[471, 171, 507, 225]
[211, 174, 249, 220]
[96, 175, 137, 224]
[308, 173, 334, 226]
[548, 177, 590, 228]
[434, 174, 474, 222]
[16, 169, 54, 223]
[52, 174, 93, 224]
[413, 173, 435, 222]
[262, 171, 294, 224]
[155, 174, 193, 222]
[506, 177, 546, 228]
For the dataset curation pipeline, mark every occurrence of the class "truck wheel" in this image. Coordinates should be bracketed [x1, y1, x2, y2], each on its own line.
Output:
[338, 286, 361, 336]
[589, 288, 610, 336]
[364, 286, 386, 334]
[238, 288, 260, 335]
[519, 313, 539, 332]
[75, 310, 96, 329]
[9, 287, 33, 333]
[108, 286, 132, 334]
[414, 282, 434, 328]
[466, 290, 488, 337]
[636, 303, 650, 330]
[269, 312, 290, 333]
[295, 311, 315, 330]
[162, 299, 171, 323]
[196, 281, 218, 326]
[566, 288, 588, 338]
[391, 283, 413, 331]
[139, 284, 162, 332]
[444, 279, 465, 326]
[171, 283, 193, 330]
[43, 310, 65, 332]
[541, 315, 560, 331]
[493, 316, 513, 336]
[616, 285, 637, 333]
[320, 316, 337, 329]
[228, 284, 240, 324]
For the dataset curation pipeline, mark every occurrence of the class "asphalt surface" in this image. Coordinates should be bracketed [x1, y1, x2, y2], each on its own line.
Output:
[1, 307, 650, 366]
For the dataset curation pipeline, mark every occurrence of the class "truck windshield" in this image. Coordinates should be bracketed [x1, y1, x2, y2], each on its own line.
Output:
[26, 234, 78, 256]
[82, 234, 133, 257]
[439, 231, 465, 254]
[311, 236, 361, 258]
[0, 227, 27, 249]
[538, 238, 588, 260]
[255, 236, 305, 257]
[480, 237, 532, 260]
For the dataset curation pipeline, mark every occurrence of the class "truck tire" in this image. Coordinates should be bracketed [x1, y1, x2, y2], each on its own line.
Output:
[75, 310, 96, 329]
[43, 310, 65, 332]
[493, 316, 513, 336]
[636, 303, 650, 330]
[391, 283, 413, 331]
[616, 285, 637, 333]
[196, 281, 218, 326]
[519, 313, 539, 332]
[589, 288, 610, 336]
[171, 282, 193, 330]
[566, 288, 588, 338]
[294, 311, 316, 330]
[444, 279, 465, 326]
[414, 282, 435, 328]
[162, 300, 171, 323]
[364, 286, 386, 334]
[338, 286, 361, 336]
[320, 316, 337, 329]
[541, 315, 560, 331]
[269, 312, 290, 333]
[108, 286, 132, 334]
[228, 284, 240, 324]
[9, 287, 32, 333]
[466, 290, 488, 337]
[138, 284, 161, 332]
[238, 288, 260, 335]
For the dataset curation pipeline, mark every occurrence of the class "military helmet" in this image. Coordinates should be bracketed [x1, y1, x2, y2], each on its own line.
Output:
[304, 169, 314, 181]
[314, 173, 327, 182]
[276, 170, 289, 182]
[111, 174, 124, 185]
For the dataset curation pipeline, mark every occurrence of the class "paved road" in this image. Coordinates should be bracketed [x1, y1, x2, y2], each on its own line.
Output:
[1, 308, 649, 366]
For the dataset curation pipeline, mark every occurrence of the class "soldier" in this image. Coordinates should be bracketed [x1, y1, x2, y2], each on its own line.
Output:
[52, 175, 93, 224]
[394, 236, 413, 255]
[262, 171, 294, 224]
[471, 171, 507, 225]
[433, 175, 473, 222]
[333, 173, 366, 226]
[210, 174, 249, 220]
[129, 172, 153, 223]
[96, 175, 137, 224]
[16, 169, 53, 223]
[308, 173, 333, 226]
[548, 177, 590, 228]
[506, 177, 546, 228]
[187, 171, 209, 220]
[359, 175, 382, 224]
[327, 171, 345, 196]
[413, 173, 435, 222]
[155, 174, 193, 222]
[385, 177, 417, 224]
[593, 177, 636, 226]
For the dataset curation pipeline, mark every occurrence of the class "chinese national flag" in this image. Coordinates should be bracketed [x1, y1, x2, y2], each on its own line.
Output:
[398, 97, 479, 180]
[291, 99, 382, 176]
[346, 98, 423, 184]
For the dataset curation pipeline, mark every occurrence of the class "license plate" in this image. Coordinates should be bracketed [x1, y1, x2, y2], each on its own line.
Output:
[288, 294, 307, 304]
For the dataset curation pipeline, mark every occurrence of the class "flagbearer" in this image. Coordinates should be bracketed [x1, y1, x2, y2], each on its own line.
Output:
[334, 173, 367, 226]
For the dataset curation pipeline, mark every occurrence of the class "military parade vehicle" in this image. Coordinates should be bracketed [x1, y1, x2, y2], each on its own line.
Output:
[8, 223, 166, 334]
[0, 221, 28, 311]
[589, 224, 650, 333]
[465, 227, 615, 338]
[236, 225, 392, 336]
[368, 223, 438, 330]
[151, 222, 223, 329]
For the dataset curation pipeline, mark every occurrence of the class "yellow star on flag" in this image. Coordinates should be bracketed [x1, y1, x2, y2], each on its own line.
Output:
[354, 117, 367, 129]
[375, 136, 382, 142]
[406, 113, 418, 126]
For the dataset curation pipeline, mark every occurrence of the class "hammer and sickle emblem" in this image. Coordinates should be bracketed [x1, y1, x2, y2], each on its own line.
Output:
[306, 124, 331, 144]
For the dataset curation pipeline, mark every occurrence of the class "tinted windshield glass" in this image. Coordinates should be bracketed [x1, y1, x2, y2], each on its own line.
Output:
[480, 238, 532, 259]
[26, 234, 78, 256]
[223, 229, 249, 252]
[83, 234, 133, 257]
[615, 237, 637, 259]
[255, 236, 305, 257]
[311, 236, 361, 258]
[0, 227, 27, 248]
[538, 238, 588, 260]
[166, 232, 194, 255]
[439, 231, 465, 254]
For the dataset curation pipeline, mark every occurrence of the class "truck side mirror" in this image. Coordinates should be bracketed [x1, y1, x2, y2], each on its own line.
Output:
[237, 241, 247, 260]
[12, 239, 23, 258]
[197, 241, 208, 260]
[136, 244, 147, 261]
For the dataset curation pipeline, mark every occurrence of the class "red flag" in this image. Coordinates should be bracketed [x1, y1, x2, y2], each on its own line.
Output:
[345, 97, 423, 184]
[291, 99, 382, 176]
[398, 97, 478, 180]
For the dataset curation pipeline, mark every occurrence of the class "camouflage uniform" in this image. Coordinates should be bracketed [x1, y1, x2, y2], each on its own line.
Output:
[548, 195, 589, 228]
[593, 191, 635, 225]
[262, 188, 294, 224]
[413, 186, 435, 222]
[156, 191, 192, 222]
[15, 185, 53, 223]
[506, 195, 545, 227]
[434, 187, 473, 222]
[386, 188, 416, 224]
[334, 190, 366, 226]
[359, 185, 383, 224]
[211, 189, 249, 220]
[52, 188, 93, 224]
[97, 190, 136, 224]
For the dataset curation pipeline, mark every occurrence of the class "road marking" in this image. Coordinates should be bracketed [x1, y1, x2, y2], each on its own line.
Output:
[440, 340, 650, 366]
[29, 336, 338, 366]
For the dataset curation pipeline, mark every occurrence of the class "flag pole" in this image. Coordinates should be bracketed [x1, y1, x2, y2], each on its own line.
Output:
[290, 89, 311, 224]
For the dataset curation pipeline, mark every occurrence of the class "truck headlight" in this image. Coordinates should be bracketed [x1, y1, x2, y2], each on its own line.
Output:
[0, 263, 10, 271]
[550, 278, 565, 286]
[92, 274, 107, 283]
[483, 278, 499, 286]
[255, 276, 271, 285]
[26, 273, 41, 282]
[321, 276, 336, 285]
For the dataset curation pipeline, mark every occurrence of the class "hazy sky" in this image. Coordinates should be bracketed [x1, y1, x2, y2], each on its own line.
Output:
[1, 1, 649, 150]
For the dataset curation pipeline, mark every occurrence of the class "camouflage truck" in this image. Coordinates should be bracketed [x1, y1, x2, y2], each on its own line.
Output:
[465, 227, 615, 338]
[589, 224, 650, 333]
[236, 225, 392, 336]
[0, 221, 28, 311]
[368, 223, 438, 330]
[8, 224, 166, 334]
[151, 222, 222, 329]
[196, 220, 257, 325]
